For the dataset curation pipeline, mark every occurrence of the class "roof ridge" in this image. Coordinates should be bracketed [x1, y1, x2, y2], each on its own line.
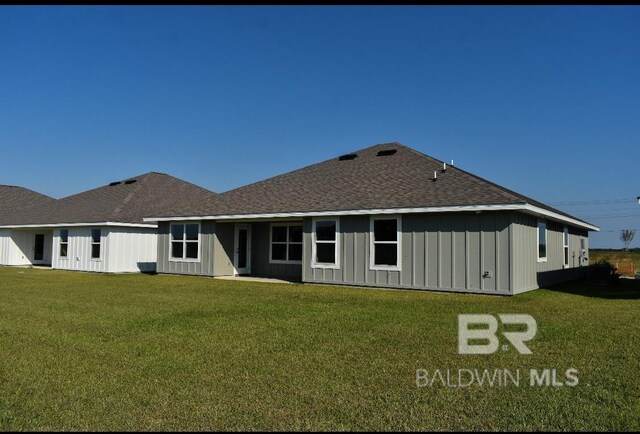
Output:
[400, 144, 589, 223]
[218, 142, 406, 196]
[144, 172, 218, 195]
[111, 178, 146, 216]
[396, 144, 528, 203]
[0, 184, 55, 199]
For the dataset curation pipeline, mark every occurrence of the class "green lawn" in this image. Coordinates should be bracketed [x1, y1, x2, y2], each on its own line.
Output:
[0, 267, 638, 431]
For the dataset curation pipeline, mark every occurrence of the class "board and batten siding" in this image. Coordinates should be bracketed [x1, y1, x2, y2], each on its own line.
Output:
[511, 214, 588, 293]
[105, 227, 157, 272]
[249, 221, 303, 279]
[52, 227, 110, 272]
[0, 229, 10, 265]
[302, 212, 514, 295]
[0, 229, 53, 266]
[157, 221, 304, 278]
[52, 227, 157, 273]
[156, 221, 216, 276]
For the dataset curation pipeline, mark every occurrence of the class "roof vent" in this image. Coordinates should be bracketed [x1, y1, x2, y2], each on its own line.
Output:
[109, 181, 122, 186]
[338, 153, 358, 161]
[124, 179, 137, 185]
[376, 149, 397, 157]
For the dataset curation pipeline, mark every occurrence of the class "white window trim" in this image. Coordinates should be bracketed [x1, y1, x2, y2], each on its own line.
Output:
[269, 222, 303, 265]
[537, 219, 548, 263]
[169, 222, 201, 263]
[59, 229, 69, 259]
[563, 226, 570, 268]
[311, 217, 340, 269]
[90, 228, 102, 261]
[369, 215, 402, 271]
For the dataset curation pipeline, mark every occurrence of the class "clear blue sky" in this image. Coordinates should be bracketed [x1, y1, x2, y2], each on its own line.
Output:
[1, 6, 638, 248]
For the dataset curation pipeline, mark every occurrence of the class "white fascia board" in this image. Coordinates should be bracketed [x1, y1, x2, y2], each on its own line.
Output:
[0, 221, 158, 229]
[521, 205, 600, 232]
[144, 203, 599, 232]
[143, 204, 521, 222]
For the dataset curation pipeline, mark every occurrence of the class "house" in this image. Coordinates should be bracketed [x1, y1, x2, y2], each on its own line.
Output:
[144, 142, 599, 295]
[0, 185, 56, 266]
[0, 173, 217, 273]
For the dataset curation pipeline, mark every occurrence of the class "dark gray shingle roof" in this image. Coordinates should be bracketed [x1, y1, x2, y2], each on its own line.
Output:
[150, 142, 591, 225]
[0, 186, 54, 223]
[0, 172, 217, 226]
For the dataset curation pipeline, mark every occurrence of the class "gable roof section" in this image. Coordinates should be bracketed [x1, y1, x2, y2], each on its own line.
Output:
[144, 142, 597, 231]
[0, 186, 55, 224]
[0, 172, 218, 227]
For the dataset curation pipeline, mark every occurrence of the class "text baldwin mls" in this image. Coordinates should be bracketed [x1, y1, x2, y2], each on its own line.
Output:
[416, 368, 579, 388]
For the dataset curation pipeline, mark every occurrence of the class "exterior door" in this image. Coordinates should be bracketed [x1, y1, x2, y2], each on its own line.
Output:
[234, 224, 252, 275]
[33, 234, 45, 262]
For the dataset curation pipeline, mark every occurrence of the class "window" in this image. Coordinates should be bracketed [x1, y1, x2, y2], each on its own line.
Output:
[59, 229, 69, 258]
[270, 223, 302, 264]
[170, 223, 200, 260]
[537, 220, 547, 262]
[563, 227, 569, 268]
[91, 229, 101, 259]
[370, 216, 401, 270]
[312, 219, 340, 268]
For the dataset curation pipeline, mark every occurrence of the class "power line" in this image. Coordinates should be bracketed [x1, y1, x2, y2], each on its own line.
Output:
[569, 207, 640, 212]
[581, 214, 640, 219]
[551, 197, 637, 206]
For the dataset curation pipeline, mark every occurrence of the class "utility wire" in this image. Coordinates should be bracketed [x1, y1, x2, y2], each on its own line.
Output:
[551, 197, 637, 206]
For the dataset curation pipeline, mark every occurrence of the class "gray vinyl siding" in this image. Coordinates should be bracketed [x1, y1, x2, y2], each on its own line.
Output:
[302, 212, 514, 295]
[510, 214, 589, 294]
[157, 221, 215, 276]
[155, 211, 590, 295]
[250, 221, 303, 280]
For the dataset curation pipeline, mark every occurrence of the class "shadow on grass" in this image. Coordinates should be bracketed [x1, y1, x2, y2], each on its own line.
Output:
[548, 278, 640, 300]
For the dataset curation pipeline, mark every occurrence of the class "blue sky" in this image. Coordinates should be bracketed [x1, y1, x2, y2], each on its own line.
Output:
[1, 6, 638, 248]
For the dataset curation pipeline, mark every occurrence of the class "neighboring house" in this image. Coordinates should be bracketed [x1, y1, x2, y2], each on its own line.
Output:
[144, 142, 599, 295]
[0, 186, 56, 266]
[0, 173, 217, 273]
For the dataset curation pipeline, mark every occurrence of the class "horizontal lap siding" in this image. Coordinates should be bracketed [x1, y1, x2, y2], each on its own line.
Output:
[156, 221, 215, 276]
[303, 212, 513, 294]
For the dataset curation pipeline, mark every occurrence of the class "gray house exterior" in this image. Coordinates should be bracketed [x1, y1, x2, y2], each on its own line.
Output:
[146, 143, 597, 295]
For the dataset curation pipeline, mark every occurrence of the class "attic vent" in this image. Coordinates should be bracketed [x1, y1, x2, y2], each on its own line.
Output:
[124, 179, 137, 185]
[338, 153, 358, 161]
[109, 181, 122, 186]
[376, 149, 397, 156]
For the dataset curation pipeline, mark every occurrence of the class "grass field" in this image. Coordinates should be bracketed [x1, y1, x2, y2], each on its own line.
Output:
[0, 267, 638, 431]
[590, 249, 640, 276]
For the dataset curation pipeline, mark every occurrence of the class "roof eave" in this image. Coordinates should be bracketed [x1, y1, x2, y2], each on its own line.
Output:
[143, 203, 599, 232]
[0, 221, 158, 229]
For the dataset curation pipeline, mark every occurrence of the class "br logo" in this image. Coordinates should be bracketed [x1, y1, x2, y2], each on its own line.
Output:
[458, 314, 537, 355]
